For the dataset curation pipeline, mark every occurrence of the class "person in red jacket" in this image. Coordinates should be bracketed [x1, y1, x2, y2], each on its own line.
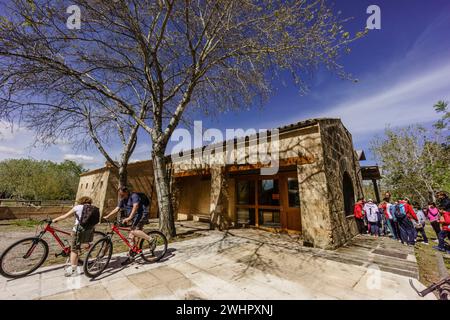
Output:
[398, 199, 418, 245]
[403, 199, 418, 222]
[433, 206, 450, 253]
[354, 197, 366, 234]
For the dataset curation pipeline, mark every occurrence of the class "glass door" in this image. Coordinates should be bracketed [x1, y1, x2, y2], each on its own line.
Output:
[235, 171, 301, 232]
[236, 179, 256, 226]
[258, 179, 281, 228]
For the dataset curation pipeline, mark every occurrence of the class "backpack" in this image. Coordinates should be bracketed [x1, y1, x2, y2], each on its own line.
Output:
[77, 204, 100, 229]
[389, 204, 396, 217]
[135, 192, 150, 207]
[394, 203, 406, 219]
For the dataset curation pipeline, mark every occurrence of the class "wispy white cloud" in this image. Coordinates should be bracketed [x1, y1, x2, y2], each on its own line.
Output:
[0, 145, 24, 156]
[133, 143, 152, 155]
[63, 154, 97, 163]
[0, 121, 32, 142]
[315, 62, 450, 135]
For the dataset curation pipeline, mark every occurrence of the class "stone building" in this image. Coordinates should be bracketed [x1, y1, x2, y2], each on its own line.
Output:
[76, 118, 374, 249]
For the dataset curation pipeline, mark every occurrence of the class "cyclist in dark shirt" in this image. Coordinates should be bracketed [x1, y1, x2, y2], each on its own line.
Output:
[103, 186, 151, 264]
[118, 192, 147, 229]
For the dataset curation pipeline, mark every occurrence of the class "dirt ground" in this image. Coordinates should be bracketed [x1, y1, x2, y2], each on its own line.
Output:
[0, 218, 208, 267]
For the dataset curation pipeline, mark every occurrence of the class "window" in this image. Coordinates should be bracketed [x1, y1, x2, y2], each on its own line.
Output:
[258, 209, 281, 227]
[92, 182, 95, 189]
[237, 208, 255, 225]
[259, 179, 279, 206]
[236, 180, 255, 205]
[100, 181, 104, 188]
[85, 183, 88, 189]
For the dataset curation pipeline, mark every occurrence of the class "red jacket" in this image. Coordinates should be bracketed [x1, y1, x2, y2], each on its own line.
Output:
[354, 202, 364, 219]
[441, 211, 450, 232]
[380, 202, 389, 219]
[400, 201, 418, 221]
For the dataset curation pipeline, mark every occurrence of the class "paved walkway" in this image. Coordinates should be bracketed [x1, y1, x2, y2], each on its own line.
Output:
[0, 227, 435, 300]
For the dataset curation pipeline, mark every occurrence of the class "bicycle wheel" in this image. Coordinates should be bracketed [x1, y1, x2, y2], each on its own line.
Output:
[83, 237, 113, 278]
[0, 237, 49, 278]
[139, 231, 168, 263]
[77, 231, 107, 266]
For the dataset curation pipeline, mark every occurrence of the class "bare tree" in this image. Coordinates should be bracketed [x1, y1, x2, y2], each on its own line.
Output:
[0, 88, 145, 188]
[0, 0, 364, 238]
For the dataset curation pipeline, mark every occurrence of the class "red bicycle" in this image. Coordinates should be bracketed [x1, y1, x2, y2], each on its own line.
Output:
[83, 218, 168, 278]
[0, 219, 105, 278]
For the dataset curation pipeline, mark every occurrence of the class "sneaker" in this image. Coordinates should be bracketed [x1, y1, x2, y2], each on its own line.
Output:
[64, 270, 74, 277]
[64, 266, 79, 277]
[423, 242, 429, 245]
[432, 246, 445, 252]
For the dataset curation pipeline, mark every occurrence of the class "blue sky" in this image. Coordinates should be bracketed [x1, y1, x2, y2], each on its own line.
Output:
[1, 0, 449, 169]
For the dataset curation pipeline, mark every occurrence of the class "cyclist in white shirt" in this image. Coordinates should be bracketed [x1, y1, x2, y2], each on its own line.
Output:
[52, 197, 95, 276]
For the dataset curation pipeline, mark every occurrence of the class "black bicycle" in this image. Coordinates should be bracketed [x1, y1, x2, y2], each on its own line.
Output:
[410, 277, 450, 300]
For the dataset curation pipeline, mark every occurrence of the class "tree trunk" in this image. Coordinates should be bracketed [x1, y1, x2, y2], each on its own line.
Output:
[152, 149, 176, 238]
[118, 165, 128, 188]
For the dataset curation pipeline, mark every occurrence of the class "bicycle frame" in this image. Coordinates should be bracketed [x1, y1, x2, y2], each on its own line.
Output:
[25, 223, 71, 259]
[108, 223, 143, 255]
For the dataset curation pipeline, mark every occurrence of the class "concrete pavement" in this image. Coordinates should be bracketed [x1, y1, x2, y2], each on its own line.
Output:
[0, 227, 435, 300]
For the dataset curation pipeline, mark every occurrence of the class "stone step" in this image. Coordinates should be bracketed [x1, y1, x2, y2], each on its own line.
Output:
[193, 214, 210, 223]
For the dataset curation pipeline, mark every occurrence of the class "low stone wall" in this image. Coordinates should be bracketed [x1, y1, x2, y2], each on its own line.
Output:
[0, 206, 72, 220]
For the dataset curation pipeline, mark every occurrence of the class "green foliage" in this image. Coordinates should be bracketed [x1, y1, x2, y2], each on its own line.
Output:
[433, 100, 449, 132]
[10, 218, 41, 228]
[0, 159, 85, 200]
[370, 119, 449, 205]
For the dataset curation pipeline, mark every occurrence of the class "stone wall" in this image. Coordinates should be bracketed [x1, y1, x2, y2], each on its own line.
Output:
[77, 170, 110, 213]
[295, 125, 333, 248]
[76, 161, 158, 218]
[318, 119, 363, 248]
[0, 206, 73, 220]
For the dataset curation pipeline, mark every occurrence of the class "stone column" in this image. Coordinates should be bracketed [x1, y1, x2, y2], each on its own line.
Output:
[297, 161, 333, 249]
[210, 165, 229, 230]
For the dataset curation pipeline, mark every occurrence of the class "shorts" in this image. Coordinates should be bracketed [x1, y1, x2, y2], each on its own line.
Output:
[71, 225, 94, 252]
[131, 214, 148, 231]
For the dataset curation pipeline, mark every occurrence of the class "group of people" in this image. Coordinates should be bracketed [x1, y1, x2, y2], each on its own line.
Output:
[353, 191, 450, 254]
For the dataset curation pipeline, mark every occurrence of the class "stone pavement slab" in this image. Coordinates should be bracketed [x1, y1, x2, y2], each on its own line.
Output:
[0, 227, 436, 300]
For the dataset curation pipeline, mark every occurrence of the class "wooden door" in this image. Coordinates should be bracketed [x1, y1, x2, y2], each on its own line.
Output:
[280, 173, 301, 232]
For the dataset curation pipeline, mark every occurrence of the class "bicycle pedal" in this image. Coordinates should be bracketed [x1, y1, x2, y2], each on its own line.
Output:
[55, 251, 68, 258]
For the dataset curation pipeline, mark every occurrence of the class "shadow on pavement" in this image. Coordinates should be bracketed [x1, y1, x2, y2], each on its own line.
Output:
[87, 247, 177, 282]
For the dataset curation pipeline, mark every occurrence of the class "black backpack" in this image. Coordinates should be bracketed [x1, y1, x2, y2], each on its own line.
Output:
[77, 204, 100, 229]
[135, 192, 150, 207]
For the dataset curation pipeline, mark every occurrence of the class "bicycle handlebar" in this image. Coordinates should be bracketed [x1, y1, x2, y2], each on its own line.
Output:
[41, 218, 53, 225]
[410, 277, 450, 298]
[100, 217, 127, 227]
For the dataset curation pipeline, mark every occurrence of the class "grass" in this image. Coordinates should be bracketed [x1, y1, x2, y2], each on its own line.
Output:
[414, 224, 450, 289]
[444, 256, 450, 271]
[0, 218, 43, 230]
